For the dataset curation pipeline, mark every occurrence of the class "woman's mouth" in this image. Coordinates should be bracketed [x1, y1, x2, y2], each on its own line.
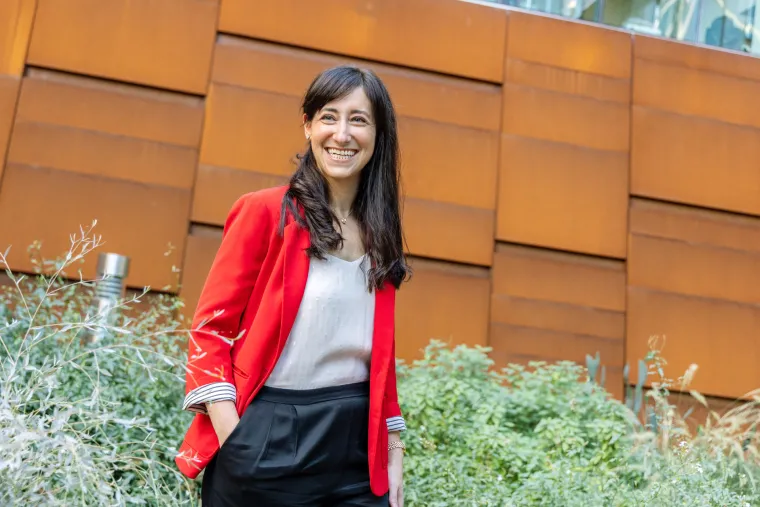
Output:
[326, 148, 358, 161]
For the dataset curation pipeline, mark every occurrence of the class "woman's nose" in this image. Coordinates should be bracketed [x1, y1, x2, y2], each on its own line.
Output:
[333, 122, 352, 143]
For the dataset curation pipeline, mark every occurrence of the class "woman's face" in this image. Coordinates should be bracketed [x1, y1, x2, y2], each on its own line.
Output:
[304, 87, 376, 184]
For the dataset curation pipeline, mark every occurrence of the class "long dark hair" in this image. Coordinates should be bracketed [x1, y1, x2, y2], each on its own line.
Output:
[279, 64, 410, 291]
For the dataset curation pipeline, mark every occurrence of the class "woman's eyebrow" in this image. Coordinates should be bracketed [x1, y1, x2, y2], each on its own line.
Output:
[322, 107, 371, 116]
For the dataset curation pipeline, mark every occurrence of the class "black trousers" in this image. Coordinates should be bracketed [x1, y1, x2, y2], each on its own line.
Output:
[201, 381, 388, 506]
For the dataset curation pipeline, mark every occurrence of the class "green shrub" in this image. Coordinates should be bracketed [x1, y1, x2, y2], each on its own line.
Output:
[398, 341, 760, 506]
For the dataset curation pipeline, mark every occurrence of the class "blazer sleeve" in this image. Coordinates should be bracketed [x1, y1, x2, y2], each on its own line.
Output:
[183, 193, 272, 395]
[384, 338, 407, 432]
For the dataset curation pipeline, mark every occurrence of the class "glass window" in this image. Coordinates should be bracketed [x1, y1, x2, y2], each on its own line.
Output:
[476, 0, 760, 57]
[486, 0, 591, 17]
[602, 0, 661, 30]
[698, 0, 756, 52]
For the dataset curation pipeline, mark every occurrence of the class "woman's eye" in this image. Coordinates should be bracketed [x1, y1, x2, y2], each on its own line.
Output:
[351, 117, 368, 124]
[321, 114, 336, 122]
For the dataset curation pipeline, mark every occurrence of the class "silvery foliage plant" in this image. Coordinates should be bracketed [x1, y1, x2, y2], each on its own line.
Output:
[0, 223, 198, 506]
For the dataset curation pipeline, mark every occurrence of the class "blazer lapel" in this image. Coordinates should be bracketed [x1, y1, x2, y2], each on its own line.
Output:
[279, 221, 311, 349]
[368, 281, 395, 471]
[370, 283, 394, 382]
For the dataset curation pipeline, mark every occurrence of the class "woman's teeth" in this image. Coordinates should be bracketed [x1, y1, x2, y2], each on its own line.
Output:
[327, 148, 357, 160]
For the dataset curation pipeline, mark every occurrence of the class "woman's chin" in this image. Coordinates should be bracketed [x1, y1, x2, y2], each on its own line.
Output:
[321, 165, 361, 182]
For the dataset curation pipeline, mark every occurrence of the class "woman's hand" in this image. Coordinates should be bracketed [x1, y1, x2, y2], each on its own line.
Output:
[206, 400, 240, 447]
[388, 432, 404, 507]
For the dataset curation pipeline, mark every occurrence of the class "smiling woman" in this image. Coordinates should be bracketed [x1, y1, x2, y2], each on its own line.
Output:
[175, 65, 411, 507]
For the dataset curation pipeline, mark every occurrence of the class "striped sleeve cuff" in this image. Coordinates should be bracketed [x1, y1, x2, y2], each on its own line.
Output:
[386, 416, 406, 432]
[182, 382, 237, 414]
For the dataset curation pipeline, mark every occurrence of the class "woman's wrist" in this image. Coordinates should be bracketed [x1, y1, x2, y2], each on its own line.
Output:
[388, 440, 406, 452]
[388, 430, 405, 454]
[206, 400, 239, 445]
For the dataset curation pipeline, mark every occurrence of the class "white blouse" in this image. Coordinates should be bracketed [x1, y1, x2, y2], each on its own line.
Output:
[265, 253, 374, 389]
[182, 253, 406, 433]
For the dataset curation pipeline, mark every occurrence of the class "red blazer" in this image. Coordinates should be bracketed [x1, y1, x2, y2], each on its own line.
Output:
[174, 185, 402, 496]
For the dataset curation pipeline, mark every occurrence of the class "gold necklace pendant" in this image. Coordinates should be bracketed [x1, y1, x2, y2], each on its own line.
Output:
[333, 207, 351, 224]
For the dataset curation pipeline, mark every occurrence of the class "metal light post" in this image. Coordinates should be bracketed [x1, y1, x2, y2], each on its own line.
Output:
[83, 252, 130, 343]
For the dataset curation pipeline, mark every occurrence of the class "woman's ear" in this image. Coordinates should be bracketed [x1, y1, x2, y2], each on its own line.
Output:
[303, 115, 311, 140]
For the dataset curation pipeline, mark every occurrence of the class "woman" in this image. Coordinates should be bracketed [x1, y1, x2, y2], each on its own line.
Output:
[174, 65, 410, 507]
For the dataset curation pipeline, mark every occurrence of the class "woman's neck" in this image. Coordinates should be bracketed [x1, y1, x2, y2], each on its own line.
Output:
[327, 177, 359, 215]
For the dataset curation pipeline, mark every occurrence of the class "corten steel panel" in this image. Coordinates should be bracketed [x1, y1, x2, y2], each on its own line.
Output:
[499, 16, 631, 258]
[10, 71, 202, 190]
[0, 75, 20, 184]
[2, 72, 201, 290]
[501, 84, 630, 152]
[198, 84, 304, 181]
[507, 11, 632, 79]
[489, 325, 625, 399]
[629, 198, 760, 252]
[372, 71, 500, 132]
[0, 164, 188, 292]
[631, 107, 760, 215]
[179, 226, 222, 323]
[629, 235, 760, 306]
[491, 295, 625, 341]
[197, 38, 499, 265]
[634, 34, 760, 82]
[19, 70, 205, 148]
[399, 118, 499, 211]
[634, 58, 760, 130]
[505, 58, 630, 103]
[192, 165, 289, 225]
[490, 244, 626, 399]
[10, 122, 197, 189]
[626, 287, 760, 400]
[402, 198, 494, 266]
[627, 198, 760, 399]
[218, 0, 507, 83]
[26, 0, 219, 94]
[492, 244, 626, 313]
[212, 36, 502, 132]
[0, 0, 36, 76]
[497, 135, 628, 258]
[395, 258, 490, 362]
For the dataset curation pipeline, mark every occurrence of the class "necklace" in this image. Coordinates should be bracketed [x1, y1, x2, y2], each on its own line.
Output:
[333, 208, 351, 224]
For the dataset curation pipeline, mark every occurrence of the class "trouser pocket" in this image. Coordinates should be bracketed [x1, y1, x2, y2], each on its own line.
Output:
[249, 403, 299, 478]
[217, 399, 278, 480]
